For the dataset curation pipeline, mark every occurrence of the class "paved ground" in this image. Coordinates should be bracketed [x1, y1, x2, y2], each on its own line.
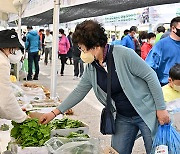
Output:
[20, 58, 146, 154]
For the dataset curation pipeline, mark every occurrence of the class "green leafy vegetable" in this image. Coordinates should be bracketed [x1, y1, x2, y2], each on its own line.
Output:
[51, 118, 84, 129]
[0, 124, 9, 131]
[11, 119, 51, 148]
[34, 97, 39, 100]
[66, 132, 89, 139]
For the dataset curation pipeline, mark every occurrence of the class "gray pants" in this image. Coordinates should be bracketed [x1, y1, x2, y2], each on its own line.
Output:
[73, 58, 84, 77]
[44, 47, 52, 64]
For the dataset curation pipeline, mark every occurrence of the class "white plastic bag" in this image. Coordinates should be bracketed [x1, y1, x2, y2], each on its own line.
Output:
[45, 137, 100, 154]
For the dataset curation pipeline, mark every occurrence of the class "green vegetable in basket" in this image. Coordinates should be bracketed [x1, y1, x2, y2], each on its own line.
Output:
[34, 97, 39, 100]
[66, 132, 89, 139]
[11, 119, 51, 148]
[51, 118, 84, 129]
[0, 124, 9, 131]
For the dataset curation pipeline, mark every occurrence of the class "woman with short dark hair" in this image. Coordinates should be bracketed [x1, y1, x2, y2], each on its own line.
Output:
[40, 20, 170, 154]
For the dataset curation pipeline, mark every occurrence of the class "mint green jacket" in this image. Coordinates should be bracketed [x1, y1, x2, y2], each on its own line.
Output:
[57, 45, 166, 138]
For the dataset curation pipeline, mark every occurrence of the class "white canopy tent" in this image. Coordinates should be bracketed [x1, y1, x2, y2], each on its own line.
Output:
[0, 0, 29, 35]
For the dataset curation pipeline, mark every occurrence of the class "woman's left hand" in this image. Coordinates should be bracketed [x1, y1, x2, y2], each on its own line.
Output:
[156, 110, 170, 125]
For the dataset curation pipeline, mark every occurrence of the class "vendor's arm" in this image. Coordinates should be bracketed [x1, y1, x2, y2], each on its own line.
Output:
[0, 63, 27, 123]
[40, 66, 92, 124]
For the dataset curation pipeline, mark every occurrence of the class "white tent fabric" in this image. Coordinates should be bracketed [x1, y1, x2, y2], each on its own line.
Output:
[0, 0, 29, 21]
[0, 0, 18, 14]
[11, 0, 180, 26]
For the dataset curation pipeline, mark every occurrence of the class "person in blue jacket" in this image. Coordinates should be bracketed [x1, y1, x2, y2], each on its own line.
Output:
[25, 26, 41, 80]
[120, 26, 138, 50]
[146, 17, 180, 86]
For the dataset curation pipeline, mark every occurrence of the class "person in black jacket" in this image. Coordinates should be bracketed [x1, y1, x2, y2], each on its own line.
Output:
[66, 32, 73, 65]
[72, 44, 84, 79]
[39, 29, 45, 55]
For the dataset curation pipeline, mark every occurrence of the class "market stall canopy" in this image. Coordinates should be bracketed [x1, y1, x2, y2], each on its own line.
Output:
[12, 0, 180, 26]
[0, 0, 17, 14]
[0, 0, 29, 20]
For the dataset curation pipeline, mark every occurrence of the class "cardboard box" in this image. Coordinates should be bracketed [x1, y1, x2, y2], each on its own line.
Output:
[104, 147, 118, 154]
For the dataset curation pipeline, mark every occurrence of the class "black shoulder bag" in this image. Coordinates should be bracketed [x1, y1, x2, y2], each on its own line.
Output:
[100, 45, 115, 135]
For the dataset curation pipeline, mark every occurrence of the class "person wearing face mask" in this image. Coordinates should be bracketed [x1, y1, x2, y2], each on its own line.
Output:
[40, 20, 170, 154]
[155, 26, 165, 44]
[120, 26, 138, 50]
[0, 29, 28, 123]
[25, 26, 41, 80]
[141, 32, 156, 60]
[58, 29, 70, 76]
[146, 17, 180, 86]
[162, 63, 180, 102]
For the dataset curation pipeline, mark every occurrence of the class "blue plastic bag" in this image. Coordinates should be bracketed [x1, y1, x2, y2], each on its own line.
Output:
[151, 124, 180, 154]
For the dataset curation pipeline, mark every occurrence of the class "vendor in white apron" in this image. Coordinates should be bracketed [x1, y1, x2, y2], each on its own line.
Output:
[0, 30, 28, 153]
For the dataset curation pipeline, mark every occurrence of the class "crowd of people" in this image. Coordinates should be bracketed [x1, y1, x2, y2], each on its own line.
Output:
[21, 26, 84, 80]
[0, 15, 179, 154]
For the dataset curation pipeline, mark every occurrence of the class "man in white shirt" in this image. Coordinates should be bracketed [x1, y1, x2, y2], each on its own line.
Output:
[44, 29, 53, 65]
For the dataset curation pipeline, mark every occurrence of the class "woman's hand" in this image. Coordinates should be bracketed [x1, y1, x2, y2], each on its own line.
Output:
[40, 109, 61, 124]
[156, 110, 170, 125]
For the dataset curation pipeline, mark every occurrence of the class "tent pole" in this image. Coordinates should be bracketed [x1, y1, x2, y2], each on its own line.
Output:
[50, 0, 60, 98]
[18, 5, 22, 41]
[16, 5, 22, 81]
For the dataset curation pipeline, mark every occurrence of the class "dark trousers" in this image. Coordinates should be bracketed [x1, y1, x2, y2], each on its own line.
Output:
[73, 58, 84, 77]
[41, 44, 45, 55]
[28, 52, 39, 79]
[59, 54, 67, 75]
[44, 47, 52, 64]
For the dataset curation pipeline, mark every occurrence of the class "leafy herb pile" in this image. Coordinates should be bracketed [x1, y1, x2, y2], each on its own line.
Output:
[10, 119, 51, 148]
[0, 124, 9, 131]
[66, 132, 89, 139]
[51, 118, 84, 129]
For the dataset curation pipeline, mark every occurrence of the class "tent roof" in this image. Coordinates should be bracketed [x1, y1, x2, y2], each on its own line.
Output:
[0, 0, 17, 14]
[18, 0, 180, 26]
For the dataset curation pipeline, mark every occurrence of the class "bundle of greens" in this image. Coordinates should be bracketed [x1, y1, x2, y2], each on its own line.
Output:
[0, 124, 9, 131]
[10, 119, 51, 148]
[66, 132, 89, 139]
[51, 118, 84, 129]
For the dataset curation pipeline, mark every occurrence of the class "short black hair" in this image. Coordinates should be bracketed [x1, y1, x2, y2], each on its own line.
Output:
[69, 32, 73, 35]
[59, 29, 64, 34]
[39, 29, 44, 32]
[139, 31, 148, 40]
[27, 26, 33, 30]
[130, 26, 138, 32]
[147, 32, 156, 40]
[170, 16, 180, 28]
[124, 29, 130, 35]
[11, 28, 15, 32]
[72, 20, 107, 50]
[157, 26, 165, 33]
[46, 29, 50, 32]
[169, 63, 180, 80]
